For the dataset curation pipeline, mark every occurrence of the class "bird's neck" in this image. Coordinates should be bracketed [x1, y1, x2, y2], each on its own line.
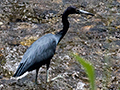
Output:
[55, 11, 69, 43]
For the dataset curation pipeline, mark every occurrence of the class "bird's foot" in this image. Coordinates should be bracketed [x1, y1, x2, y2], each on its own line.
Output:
[46, 78, 50, 83]
[50, 74, 64, 82]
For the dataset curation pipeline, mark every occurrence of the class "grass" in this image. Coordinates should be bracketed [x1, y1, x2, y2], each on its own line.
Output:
[72, 53, 96, 90]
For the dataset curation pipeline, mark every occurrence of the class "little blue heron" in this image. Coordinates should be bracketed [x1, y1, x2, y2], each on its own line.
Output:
[13, 6, 94, 84]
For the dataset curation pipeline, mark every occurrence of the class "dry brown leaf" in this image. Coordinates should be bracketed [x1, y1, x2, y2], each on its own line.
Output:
[116, 25, 120, 29]
[20, 36, 38, 46]
[52, 0, 62, 3]
[81, 25, 94, 32]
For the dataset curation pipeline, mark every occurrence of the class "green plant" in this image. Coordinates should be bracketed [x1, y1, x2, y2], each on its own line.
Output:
[72, 53, 96, 90]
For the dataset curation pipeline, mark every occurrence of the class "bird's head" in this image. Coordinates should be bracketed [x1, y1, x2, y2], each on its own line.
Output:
[66, 6, 94, 16]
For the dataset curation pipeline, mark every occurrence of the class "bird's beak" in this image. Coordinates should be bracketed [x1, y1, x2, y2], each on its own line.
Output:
[76, 9, 94, 16]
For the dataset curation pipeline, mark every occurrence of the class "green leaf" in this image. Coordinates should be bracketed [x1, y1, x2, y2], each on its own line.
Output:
[72, 53, 96, 90]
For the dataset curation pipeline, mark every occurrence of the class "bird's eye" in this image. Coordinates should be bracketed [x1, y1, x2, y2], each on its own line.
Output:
[76, 10, 80, 14]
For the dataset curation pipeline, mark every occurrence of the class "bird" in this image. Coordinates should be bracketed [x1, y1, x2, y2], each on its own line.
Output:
[13, 6, 94, 84]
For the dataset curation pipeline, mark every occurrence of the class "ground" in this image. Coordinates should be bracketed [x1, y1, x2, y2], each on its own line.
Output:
[0, 0, 120, 90]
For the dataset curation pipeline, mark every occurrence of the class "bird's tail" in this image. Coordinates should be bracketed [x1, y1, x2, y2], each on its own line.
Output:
[13, 63, 26, 77]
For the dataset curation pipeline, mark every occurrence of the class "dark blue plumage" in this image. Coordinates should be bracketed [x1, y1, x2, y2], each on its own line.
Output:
[13, 34, 57, 76]
[13, 6, 94, 84]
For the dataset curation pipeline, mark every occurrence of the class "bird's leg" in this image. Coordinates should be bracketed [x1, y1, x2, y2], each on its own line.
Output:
[46, 63, 50, 83]
[46, 69, 49, 83]
[51, 74, 64, 81]
[35, 68, 39, 84]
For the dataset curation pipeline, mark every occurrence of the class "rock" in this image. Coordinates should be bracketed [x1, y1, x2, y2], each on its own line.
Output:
[0, 75, 3, 79]
[1, 25, 7, 30]
[117, 53, 120, 58]
[32, 18, 38, 23]
[0, 22, 3, 25]
[28, 18, 32, 21]
[76, 82, 85, 90]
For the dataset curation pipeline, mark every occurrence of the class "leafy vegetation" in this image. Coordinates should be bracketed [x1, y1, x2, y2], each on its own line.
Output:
[72, 53, 96, 90]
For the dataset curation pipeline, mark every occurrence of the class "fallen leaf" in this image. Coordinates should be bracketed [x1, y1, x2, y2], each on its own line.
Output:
[81, 25, 94, 32]
[116, 25, 120, 29]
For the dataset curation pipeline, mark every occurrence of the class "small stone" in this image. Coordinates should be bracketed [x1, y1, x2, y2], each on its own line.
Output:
[76, 82, 85, 90]
[117, 53, 120, 58]
[32, 18, 38, 23]
[28, 18, 32, 21]
[0, 75, 3, 79]
[0, 14, 2, 17]
[0, 22, 3, 25]
[1, 25, 7, 30]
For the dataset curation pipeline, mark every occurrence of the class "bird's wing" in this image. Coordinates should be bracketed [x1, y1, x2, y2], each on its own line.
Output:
[13, 34, 57, 76]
